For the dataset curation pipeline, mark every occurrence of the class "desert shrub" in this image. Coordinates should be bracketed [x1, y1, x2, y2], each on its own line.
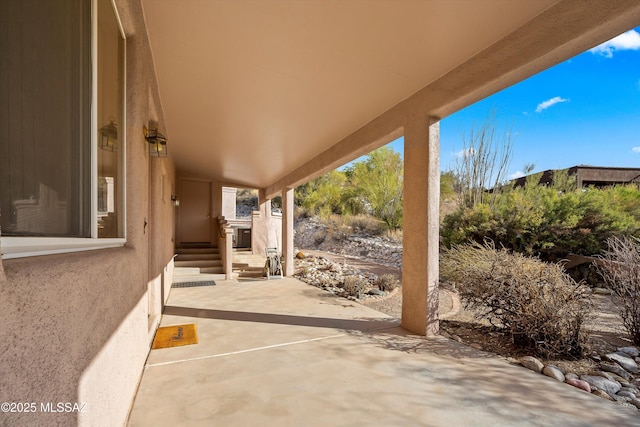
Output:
[324, 215, 351, 241]
[441, 184, 640, 260]
[318, 274, 337, 287]
[313, 214, 385, 241]
[597, 236, 640, 345]
[440, 241, 592, 358]
[376, 274, 400, 292]
[342, 275, 368, 298]
[294, 206, 312, 220]
[347, 215, 386, 236]
[313, 230, 326, 245]
[383, 228, 403, 243]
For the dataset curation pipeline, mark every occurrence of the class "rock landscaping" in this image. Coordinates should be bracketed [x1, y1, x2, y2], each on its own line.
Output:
[293, 252, 399, 301]
[295, 217, 402, 269]
[514, 348, 640, 411]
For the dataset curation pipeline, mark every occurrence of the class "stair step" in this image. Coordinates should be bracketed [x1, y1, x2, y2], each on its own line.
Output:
[200, 266, 224, 274]
[176, 247, 220, 254]
[174, 267, 202, 276]
[234, 265, 264, 272]
[176, 253, 221, 262]
[238, 271, 265, 278]
[232, 260, 265, 266]
[175, 260, 222, 268]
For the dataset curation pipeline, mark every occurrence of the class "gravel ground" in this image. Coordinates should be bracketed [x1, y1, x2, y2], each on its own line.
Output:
[299, 249, 457, 319]
[360, 288, 457, 320]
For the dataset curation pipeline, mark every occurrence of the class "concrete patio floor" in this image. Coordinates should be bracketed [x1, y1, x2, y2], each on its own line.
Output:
[127, 277, 639, 426]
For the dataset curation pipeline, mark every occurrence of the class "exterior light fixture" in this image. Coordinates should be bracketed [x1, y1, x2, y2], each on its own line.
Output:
[171, 195, 180, 207]
[99, 118, 118, 151]
[144, 125, 167, 158]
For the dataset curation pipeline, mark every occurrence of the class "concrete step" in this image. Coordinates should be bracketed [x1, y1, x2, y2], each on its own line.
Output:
[200, 266, 224, 274]
[175, 260, 223, 268]
[175, 253, 221, 262]
[176, 247, 220, 255]
[174, 267, 202, 276]
[232, 259, 265, 267]
[233, 265, 264, 272]
[232, 254, 266, 261]
[238, 271, 265, 279]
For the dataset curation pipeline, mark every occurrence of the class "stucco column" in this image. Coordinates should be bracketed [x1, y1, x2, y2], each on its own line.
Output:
[402, 115, 440, 336]
[221, 187, 237, 219]
[224, 225, 234, 280]
[258, 189, 272, 218]
[282, 188, 294, 276]
[252, 189, 272, 255]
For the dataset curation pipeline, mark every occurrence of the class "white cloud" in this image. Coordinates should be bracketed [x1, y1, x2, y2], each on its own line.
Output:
[632, 147, 640, 153]
[509, 171, 526, 180]
[590, 29, 640, 58]
[535, 96, 569, 113]
[453, 147, 474, 158]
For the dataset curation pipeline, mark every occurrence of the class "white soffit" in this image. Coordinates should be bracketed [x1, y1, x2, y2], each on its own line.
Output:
[142, 0, 560, 188]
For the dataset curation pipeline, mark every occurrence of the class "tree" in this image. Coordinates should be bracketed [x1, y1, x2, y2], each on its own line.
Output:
[453, 111, 514, 208]
[440, 171, 457, 200]
[297, 170, 348, 217]
[348, 147, 404, 229]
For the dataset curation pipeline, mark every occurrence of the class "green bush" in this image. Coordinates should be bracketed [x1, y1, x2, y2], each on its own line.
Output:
[295, 147, 404, 229]
[441, 241, 592, 358]
[441, 184, 640, 259]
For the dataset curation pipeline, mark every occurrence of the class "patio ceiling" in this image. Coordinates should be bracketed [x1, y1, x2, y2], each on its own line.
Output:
[141, 0, 640, 193]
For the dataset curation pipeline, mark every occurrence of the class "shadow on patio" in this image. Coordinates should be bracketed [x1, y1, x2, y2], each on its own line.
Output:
[163, 305, 399, 333]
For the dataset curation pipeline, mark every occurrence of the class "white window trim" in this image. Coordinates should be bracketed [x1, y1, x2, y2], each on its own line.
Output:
[1, 237, 125, 259]
[1, 0, 127, 260]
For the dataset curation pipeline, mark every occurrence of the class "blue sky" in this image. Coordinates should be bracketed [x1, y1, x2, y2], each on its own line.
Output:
[384, 26, 640, 179]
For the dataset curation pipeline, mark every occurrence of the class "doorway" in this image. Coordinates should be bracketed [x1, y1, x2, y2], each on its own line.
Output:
[177, 179, 212, 245]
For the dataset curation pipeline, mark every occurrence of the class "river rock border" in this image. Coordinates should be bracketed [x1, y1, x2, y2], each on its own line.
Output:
[517, 347, 640, 411]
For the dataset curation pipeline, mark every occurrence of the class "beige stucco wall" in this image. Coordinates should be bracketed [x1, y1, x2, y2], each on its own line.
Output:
[0, 1, 175, 425]
[251, 198, 283, 256]
[221, 187, 237, 220]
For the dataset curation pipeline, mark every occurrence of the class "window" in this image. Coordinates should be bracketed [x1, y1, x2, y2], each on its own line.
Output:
[96, 0, 125, 238]
[0, 0, 126, 258]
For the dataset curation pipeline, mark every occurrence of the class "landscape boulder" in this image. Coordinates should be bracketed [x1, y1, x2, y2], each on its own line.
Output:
[580, 375, 621, 395]
[542, 365, 565, 382]
[604, 352, 638, 374]
[618, 347, 640, 358]
[566, 378, 591, 393]
[520, 356, 544, 373]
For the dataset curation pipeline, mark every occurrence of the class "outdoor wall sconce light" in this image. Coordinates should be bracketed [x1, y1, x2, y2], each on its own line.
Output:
[99, 118, 118, 151]
[144, 125, 168, 158]
[171, 195, 180, 207]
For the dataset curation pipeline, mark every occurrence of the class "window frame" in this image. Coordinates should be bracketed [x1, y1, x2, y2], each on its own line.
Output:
[1, 0, 127, 260]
